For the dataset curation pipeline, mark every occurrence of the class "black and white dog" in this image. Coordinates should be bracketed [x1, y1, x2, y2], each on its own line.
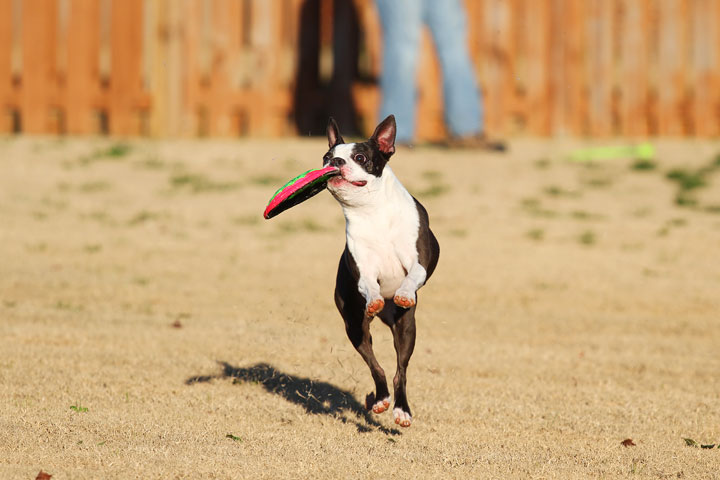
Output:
[323, 115, 439, 427]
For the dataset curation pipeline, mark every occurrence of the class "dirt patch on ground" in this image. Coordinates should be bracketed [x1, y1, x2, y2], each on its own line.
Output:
[1, 136, 720, 478]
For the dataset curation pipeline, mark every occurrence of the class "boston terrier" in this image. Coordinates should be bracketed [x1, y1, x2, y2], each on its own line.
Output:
[323, 115, 439, 427]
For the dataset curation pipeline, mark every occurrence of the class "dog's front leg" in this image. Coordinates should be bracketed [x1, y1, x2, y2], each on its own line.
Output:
[393, 262, 427, 308]
[358, 276, 384, 318]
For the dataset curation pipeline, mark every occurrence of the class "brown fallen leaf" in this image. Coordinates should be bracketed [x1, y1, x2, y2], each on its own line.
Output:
[35, 471, 52, 480]
[621, 438, 636, 447]
[171, 320, 182, 328]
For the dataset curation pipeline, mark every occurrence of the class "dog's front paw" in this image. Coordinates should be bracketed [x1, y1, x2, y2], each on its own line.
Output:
[365, 392, 390, 413]
[393, 408, 412, 427]
[371, 396, 390, 414]
[393, 290, 416, 309]
[365, 298, 384, 318]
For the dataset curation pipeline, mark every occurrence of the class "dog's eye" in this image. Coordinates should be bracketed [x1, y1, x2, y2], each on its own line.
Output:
[355, 154, 366, 164]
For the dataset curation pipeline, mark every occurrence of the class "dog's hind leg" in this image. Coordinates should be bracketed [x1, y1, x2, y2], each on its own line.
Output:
[344, 315, 391, 414]
[335, 249, 391, 414]
[388, 305, 416, 427]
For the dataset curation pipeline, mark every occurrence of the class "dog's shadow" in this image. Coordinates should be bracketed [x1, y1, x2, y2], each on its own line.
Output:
[186, 362, 400, 435]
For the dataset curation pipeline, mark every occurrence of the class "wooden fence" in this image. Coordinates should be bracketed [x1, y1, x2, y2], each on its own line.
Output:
[0, 0, 719, 138]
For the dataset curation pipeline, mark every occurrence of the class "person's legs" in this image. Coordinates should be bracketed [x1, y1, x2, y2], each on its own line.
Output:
[375, 0, 423, 143]
[423, 0, 483, 138]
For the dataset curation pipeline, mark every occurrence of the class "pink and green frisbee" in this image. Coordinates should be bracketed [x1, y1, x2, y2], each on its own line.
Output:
[263, 165, 340, 219]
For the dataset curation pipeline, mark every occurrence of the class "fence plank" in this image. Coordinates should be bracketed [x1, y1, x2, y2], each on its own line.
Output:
[691, 0, 720, 136]
[182, 0, 202, 136]
[203, 0, 236, 136]
[711, 0, 720, 135]
[657, 0, 688, 135]
[109, 0, 145, 135]
[585, 0, 614, 136]
[481, 0, 514, 136]
[619, 0, 649, 136]
[149, 0, 167, 136]
[549, 0, 586, 136]
[0, 0, 12, 132]
[523, 0, 551, 135]
[65, 0, 100, 134]
[21, 0, 58, 133]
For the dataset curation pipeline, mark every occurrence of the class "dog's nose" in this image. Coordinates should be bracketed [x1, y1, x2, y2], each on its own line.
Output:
[329, 157, 345, 168]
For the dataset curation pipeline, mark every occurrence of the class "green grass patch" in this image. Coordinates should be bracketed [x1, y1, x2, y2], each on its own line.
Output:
[658, 217, 688, 237]
[170, 173, 240, 193]
[248, 175, 284, 186]
[684, 438, 719, 449]
[279, 219, 326, 233]
[521, 198, 540, 209]
[70, 404, 89, 413]
[417, 183, 451, 198]
[674, 194, 698, 207]
[630, 158, 656, 171]
[104, 143, 132, 158]
[667, 218, 687, 227]
[578, 230, 597, 246]
[25, 243, 47, 253]
[78, 181, 111, 193]
[232, 215, 261, 226]
[128, 211, 163, 226]
[630, 207, 652, 218]
[520, 197, 558, 218]
[570, 210, 604, 221]
[41, 197, 68, 210]
[136, 156, 165, 170]
[534, 158, 551, 169]
[666, 169, 706, 191]
[413, 170, 451, 199]
[58, 181, 111, 193]
[421, 170, 443, 181]
[55, 300, 84, 312]
[76, 143, 133, 166]
[82, 211, 115, 225]
[543, 185, 579, 198]
[629, 458, 646, 474]
[448, 228, 468, 238]
[283, 158, 300, 171]
[665, 155, 720, 212]
[83, 244, 102, 254]
[301, 219, 325, 232]
[581, 176, 613, 188]
[526, 228, 544, 241]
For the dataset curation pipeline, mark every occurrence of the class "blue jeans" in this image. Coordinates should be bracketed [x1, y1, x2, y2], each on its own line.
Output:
[375, 0, 483, 142]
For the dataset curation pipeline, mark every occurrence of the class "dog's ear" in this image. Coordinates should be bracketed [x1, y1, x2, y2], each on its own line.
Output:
[371, 115, 396, 157]
[327, 117, 345, 148]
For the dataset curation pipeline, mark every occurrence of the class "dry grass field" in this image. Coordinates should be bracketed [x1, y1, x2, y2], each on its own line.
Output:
[1, 136, 720, 479]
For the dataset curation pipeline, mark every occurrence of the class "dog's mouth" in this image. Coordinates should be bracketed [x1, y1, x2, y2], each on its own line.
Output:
[329, 175, 367, 188]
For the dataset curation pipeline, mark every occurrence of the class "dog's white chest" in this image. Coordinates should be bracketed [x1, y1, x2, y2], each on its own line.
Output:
[342, 169, 420, 298]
